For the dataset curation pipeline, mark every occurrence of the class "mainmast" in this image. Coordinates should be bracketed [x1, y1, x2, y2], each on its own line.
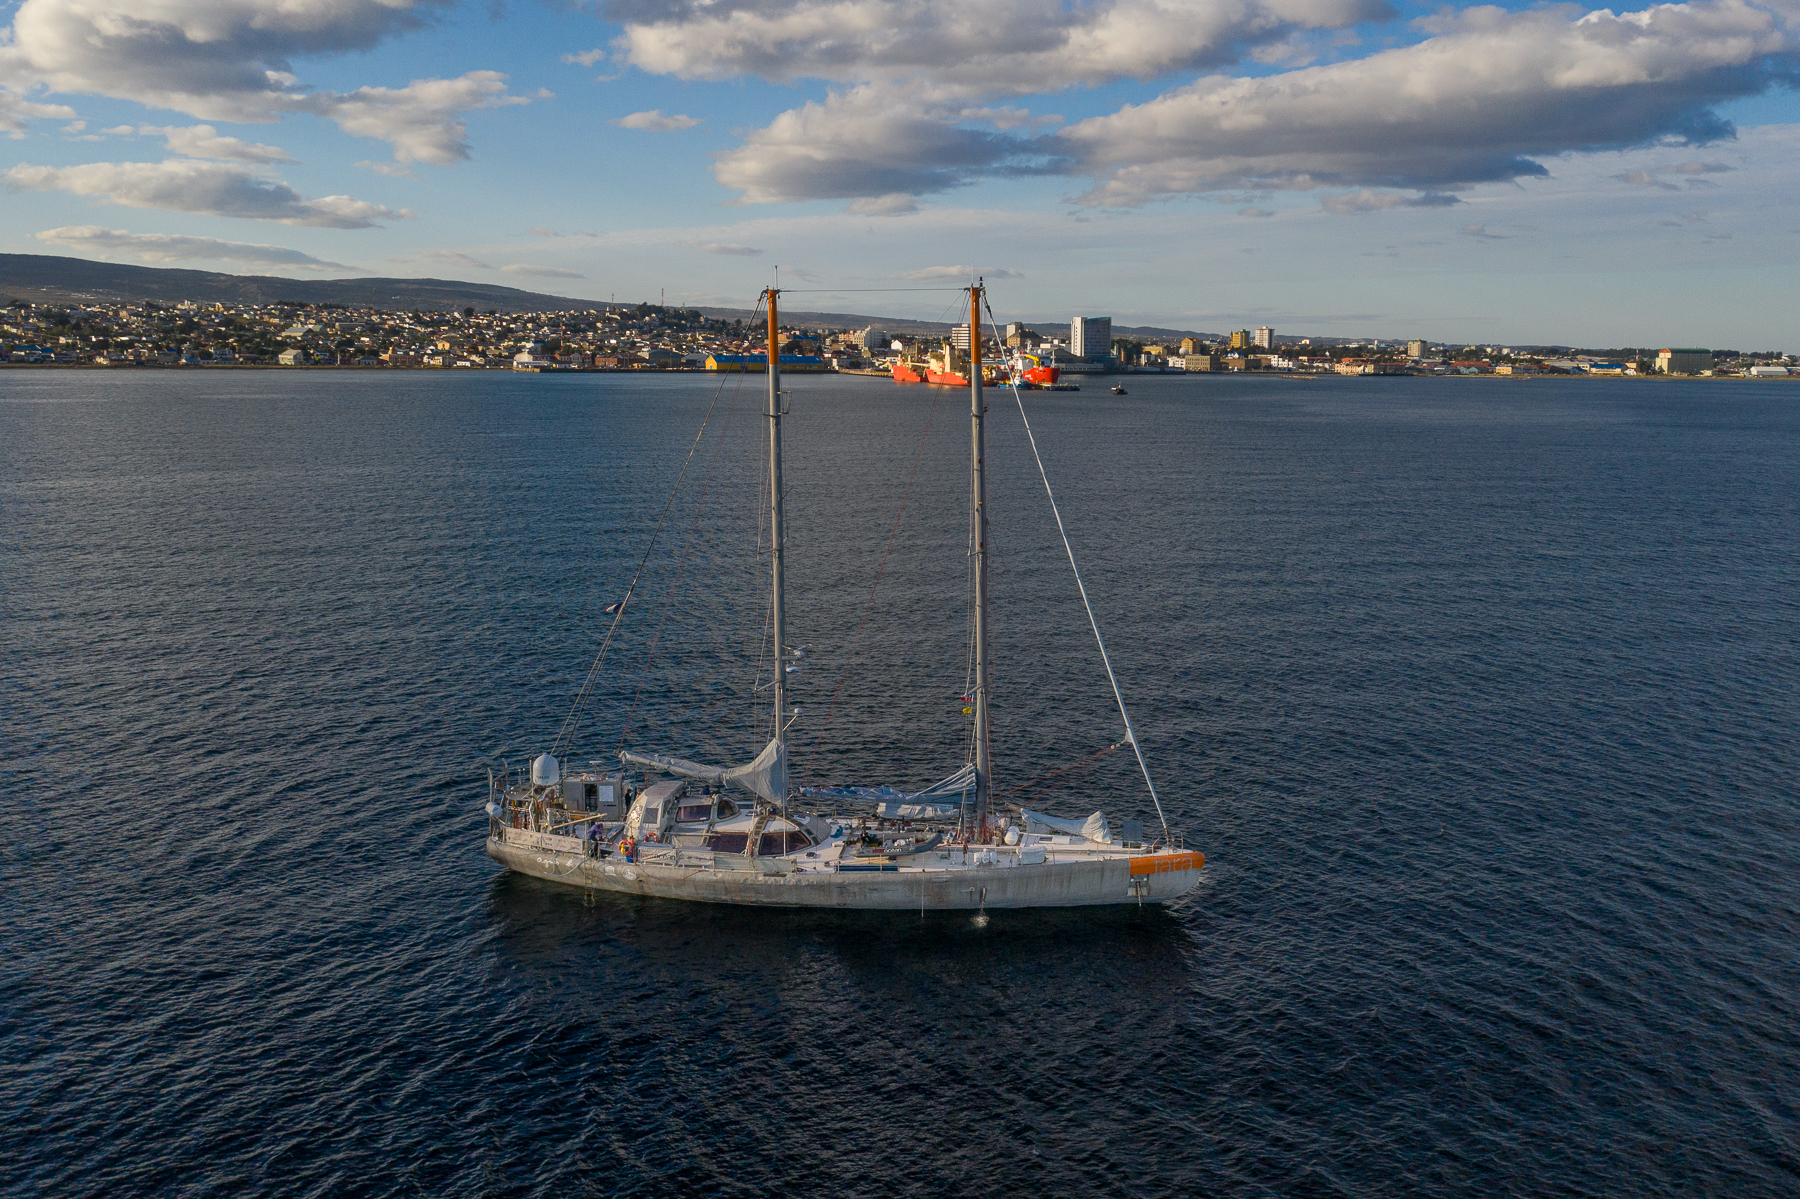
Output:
[970, 283, 993, 839]
[764, 287, 789, 777]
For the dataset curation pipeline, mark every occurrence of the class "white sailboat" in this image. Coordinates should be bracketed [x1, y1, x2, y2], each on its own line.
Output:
[485, 283, 1204, 910]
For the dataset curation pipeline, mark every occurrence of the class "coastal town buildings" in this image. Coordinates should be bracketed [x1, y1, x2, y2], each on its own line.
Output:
[0, 298, 1786, 379]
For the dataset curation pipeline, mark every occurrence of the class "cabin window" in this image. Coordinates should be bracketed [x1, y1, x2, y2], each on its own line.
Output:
[717, 799, 738, 819]
[584, 784, 599, 802]
[707, 833, 749, 854]
[642, 805, 660, 824]
[676, 804, 712, 822]
[758, 829, 813, 856]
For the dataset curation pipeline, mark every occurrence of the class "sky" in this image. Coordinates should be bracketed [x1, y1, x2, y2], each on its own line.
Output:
[1, 0, 1797, 345]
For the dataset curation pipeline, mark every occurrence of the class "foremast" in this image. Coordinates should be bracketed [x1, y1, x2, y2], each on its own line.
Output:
[764, 287, 789, 806]
[970, 283, 994, 840]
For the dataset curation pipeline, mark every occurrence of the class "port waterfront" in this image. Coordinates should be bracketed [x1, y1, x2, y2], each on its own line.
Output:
[2, 296, 1791, 378]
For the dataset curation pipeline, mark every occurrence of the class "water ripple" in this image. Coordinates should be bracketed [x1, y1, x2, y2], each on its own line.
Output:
[3, 372, 1797, 1196]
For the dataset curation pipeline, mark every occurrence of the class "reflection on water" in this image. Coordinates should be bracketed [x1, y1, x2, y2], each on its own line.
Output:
[486, 870, 1197, 1022]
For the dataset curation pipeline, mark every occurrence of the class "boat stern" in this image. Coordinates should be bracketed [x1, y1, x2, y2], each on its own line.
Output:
[1127, 848, 1206, 900]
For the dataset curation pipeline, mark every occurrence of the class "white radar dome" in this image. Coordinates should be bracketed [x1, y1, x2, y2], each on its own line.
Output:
[530, 753, 560, 786]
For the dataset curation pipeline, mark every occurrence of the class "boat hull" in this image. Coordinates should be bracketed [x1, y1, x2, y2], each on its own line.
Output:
[488, 833, 1202, 909]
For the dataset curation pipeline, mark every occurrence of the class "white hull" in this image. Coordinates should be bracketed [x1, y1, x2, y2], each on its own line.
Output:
[487, 831, 1203, 910]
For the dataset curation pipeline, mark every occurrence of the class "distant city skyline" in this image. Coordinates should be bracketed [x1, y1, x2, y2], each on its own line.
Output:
[1, 0, 1797, 346]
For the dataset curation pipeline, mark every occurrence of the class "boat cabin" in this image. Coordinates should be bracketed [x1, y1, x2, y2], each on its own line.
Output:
[624, 779, 686, 840]
[559, 769, 625, 819]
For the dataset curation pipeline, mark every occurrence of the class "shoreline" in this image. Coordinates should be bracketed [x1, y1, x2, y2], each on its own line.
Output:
[1, 362, 1792, 382]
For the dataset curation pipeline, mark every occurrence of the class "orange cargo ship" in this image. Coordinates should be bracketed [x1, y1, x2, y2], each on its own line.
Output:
[892, 347, 1058, 388]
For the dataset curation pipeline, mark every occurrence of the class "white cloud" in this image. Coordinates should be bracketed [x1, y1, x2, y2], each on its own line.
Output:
[563, 48, 608, 67]
[894, 264, 1022, 280]
[614, 0, 1392, 97]
[355, 160, 420, 179]
[142, 124, 293, 162]
[1616, 168, 1681, 189]
[613, 110, 701, 131]
[4, 160, 407, 227]
[1321, 189, 1460, 214]
[499, 263, 585, 278]
[707, 0, 1799, 207]
[34, 224, 350, 269]
[0, 4, 531, 163]
[1058, 1, 1791, 205]
[419, 249, 492, 270]
[1617, 158, 1738, 189]
[0, 0, 433, 119]
[293, 73, 533, 165]
[1459, 224, 1508, 240]
[847, 193, 920, 216]
[683, 240, 762, 255]
[714, 84, 1052, 203]
[0, 87, 76, 136]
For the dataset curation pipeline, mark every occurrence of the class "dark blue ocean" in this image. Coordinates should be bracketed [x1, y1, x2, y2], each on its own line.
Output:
[4, 370, 1797, 1197]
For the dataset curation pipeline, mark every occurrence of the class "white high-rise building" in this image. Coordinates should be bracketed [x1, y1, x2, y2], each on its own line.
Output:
[1071, 316, 1112, 360]
[1254, 326, 1274, 349]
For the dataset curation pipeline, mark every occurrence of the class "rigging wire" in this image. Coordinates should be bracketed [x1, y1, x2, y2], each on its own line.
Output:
[549, 294, 764, 760]
[983, 294, 1173, 844]
[765, 287, 967, 294]
[800, 384, 946, 781]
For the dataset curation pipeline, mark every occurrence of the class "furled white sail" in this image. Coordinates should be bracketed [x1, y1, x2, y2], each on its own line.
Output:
[619, 749, 726, 784]
[619, 738, 789, 806]
[1020, 808, 1113, 844]
[723, 738, 789, 806]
